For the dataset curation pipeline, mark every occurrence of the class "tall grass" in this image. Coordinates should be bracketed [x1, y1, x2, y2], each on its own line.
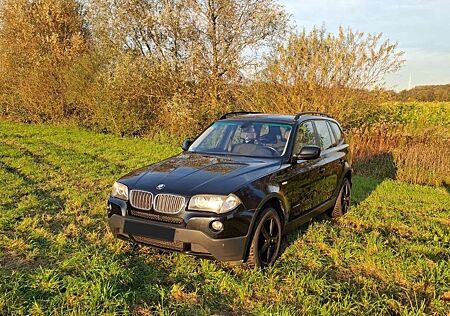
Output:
[350, 102, 450, 186]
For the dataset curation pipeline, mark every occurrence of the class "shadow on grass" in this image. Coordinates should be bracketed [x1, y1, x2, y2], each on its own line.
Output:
[0, 160, 66, 268]
[352, 152, 396, 180]
[114, 247, 245, 315]
[0, 161, 65, 218]
[278, 167, 389, 256]
[351, 175, 383, 205]
[443, 182, 450, 194]
[351, 151, 396, 205]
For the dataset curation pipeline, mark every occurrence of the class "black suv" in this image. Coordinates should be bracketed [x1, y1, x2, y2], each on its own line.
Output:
[107, 112, 352, 267]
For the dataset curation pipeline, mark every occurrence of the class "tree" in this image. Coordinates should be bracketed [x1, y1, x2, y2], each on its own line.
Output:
[88, 0, 289, 107]
[0, 0, 89, 121]
[188, 0, 289, 106]
[396, 84, 450, 102]
[252, 26, 405, 126]
[0, 1, 407, 138]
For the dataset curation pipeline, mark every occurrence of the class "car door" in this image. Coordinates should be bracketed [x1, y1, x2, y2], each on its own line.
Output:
[280, 121, 323, 219]
[313, 120, 342, 205]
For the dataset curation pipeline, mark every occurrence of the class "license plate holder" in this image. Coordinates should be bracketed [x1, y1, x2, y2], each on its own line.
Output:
[124, 220, 175, 241]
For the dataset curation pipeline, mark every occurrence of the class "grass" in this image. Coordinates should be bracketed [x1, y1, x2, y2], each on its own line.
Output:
[0, 121, 449, 315]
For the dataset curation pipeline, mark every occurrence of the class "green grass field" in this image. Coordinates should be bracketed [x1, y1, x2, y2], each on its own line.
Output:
[0, 121, 449, 315]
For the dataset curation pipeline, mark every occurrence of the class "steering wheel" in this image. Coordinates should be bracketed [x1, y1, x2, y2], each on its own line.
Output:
[262, 146, 281, 157]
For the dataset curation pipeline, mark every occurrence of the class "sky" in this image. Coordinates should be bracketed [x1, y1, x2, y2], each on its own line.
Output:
[280, 0, 450, 91]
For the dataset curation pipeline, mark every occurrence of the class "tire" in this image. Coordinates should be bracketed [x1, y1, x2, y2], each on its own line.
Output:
[329, 178, 351, 218]
[246, 208, 282, 268]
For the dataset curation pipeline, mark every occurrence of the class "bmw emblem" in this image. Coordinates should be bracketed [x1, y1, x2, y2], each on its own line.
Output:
[156, 184, 165, 190]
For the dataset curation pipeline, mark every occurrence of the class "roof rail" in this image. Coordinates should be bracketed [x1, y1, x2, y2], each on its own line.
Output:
[219, 111, 262, 120]
[294, 112, 332, 120]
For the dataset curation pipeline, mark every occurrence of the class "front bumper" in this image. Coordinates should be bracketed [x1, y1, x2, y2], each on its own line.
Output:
[108, 214, 248, 262]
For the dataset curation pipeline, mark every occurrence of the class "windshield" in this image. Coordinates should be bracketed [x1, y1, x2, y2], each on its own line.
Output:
[189, 121, 292, 158]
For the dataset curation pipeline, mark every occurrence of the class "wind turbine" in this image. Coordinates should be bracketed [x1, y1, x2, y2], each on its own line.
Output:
[407, 72, 412, 90]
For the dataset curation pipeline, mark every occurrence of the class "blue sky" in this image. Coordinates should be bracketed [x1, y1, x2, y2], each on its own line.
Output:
[280, 0, 450, 90]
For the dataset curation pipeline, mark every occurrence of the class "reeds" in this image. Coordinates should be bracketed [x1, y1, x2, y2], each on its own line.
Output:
[350, 124, 450, 186]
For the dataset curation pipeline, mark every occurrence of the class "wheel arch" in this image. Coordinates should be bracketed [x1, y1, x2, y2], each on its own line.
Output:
[256, 194, 288, 226]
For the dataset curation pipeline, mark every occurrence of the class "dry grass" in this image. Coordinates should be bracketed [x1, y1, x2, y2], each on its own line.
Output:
[351, 129, 450, 185]
[349, 102, 450, 186]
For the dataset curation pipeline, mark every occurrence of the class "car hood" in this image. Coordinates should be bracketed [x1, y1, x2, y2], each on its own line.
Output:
[119, 152, 281, 196]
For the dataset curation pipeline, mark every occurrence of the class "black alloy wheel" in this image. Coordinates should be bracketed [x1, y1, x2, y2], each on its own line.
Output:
[246, 208, 282, 268]
[330, 178, 351, 218]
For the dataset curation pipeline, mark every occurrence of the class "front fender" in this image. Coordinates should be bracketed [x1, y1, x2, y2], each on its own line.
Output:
[255, 192, 289, 222]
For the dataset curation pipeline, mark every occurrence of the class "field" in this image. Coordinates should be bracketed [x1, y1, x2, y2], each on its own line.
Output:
[0, 121, 450, 315]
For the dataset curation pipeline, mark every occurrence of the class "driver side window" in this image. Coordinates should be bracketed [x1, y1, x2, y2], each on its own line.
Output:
[293, 121, 316, 155]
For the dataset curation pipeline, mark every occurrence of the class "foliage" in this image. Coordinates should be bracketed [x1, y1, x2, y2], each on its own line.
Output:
[250, 26, 404, 126]
[395, 84, 450, 102]
[0, 121, 449, 315]
[0, 0, 405, 138]
[0, 0, 89, 122]
[80, 0, 290, 136]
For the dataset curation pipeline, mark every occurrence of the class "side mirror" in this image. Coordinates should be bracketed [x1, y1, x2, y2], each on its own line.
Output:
[182, 139, 192, 151]
[293, 145, 321, 161]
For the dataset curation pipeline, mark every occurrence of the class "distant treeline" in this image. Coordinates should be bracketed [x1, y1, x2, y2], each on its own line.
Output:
[0, 0, 404, 138]
[393, 84, 450, 102]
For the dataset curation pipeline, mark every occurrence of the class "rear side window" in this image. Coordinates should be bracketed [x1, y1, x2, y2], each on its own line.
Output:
[329, 122, 343, 144]
[314, 120, 333, 150]
[293, 121, 316, 154]
[327, 123, 336, 145]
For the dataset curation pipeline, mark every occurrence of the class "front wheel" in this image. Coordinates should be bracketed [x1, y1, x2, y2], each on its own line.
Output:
[329, 178, 351, 218]
[246, 208, 282, 268]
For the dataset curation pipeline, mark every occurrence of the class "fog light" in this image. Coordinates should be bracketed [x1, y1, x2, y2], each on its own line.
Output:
[211, 220, 223, 232]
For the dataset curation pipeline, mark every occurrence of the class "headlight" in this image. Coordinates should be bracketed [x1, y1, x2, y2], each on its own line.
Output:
[111, 182, 129, 200]
[188, 194, 241, 214]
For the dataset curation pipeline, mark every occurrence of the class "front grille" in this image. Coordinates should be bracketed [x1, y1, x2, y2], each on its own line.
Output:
[130, 210, 184, 224]
[132, 235, 184, 251]
[154, 194, 185, 214]
[130, 190, 153, 210]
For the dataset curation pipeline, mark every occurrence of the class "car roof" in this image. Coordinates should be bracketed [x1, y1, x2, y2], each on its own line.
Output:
[220, 113, 340, 125]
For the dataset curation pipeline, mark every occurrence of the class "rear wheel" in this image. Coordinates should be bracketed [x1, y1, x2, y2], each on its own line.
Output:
[246, 208, 282, 268]
[329, 178, 351, 218]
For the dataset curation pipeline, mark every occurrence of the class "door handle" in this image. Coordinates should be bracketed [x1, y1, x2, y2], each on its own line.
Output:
[319, 167, 326, 174]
